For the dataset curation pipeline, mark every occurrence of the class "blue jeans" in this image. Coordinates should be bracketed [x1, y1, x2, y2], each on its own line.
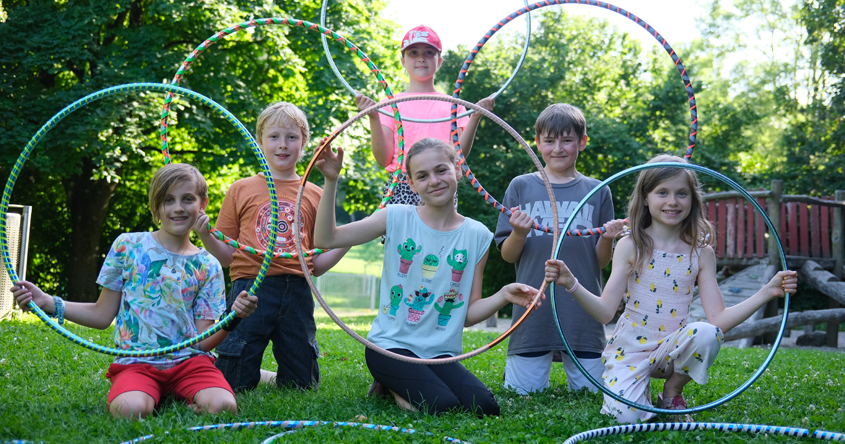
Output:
[214, 275, 320, 391]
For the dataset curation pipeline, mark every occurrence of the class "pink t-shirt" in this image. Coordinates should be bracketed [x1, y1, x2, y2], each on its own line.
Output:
[378, 92, 469, 173]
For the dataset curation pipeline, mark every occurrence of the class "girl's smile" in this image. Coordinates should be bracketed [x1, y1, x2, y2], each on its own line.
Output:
[644, 174, 692, 227]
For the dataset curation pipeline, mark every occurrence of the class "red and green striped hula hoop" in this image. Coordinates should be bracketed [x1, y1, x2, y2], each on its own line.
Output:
[159, 17, 407, 259]
[449, 0, 698, 236]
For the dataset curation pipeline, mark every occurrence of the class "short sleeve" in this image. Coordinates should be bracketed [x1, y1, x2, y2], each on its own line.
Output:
[192, 255, 226, 321]
[493, 179, 519, 249]
[96, 234, 128, 291]
[594, 185, 615, 246]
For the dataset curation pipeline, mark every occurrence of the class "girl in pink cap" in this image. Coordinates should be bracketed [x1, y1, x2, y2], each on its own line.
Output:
[356, 24, 494, 207]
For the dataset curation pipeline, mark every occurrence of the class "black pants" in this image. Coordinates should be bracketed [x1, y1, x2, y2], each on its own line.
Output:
[365, 348, 500, 417]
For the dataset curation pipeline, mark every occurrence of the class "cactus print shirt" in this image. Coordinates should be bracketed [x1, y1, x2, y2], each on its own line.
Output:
[367, 205, 493, 359]
[97, 232, 225, 367]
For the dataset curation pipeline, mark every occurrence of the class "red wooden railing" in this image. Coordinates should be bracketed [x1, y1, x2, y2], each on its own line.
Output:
[702, 181, 844, 269]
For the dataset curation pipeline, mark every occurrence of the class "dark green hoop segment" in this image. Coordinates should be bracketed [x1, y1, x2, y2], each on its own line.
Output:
[551, 162, 790, 415]
[0, 82, 279, 357]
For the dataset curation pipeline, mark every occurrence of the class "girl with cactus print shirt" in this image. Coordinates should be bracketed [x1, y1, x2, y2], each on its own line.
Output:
[313, 138, 542, 417]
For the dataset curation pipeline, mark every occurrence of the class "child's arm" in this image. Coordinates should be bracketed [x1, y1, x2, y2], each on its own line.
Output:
[311, 247, 351, 277]
[457, 95, 495, 160]
[595, 219, 627, 268]
[313, 144, 388, 248]
[194, 211, 238, 267]
[546, 235, 634, 324]
[196, 290, 258, 352]
[500, 206, 534, 263]
[355, 93, 396, 168]
[11, 281, 121, 330]
[697, 246, 798, 332]
[464, 249, 543, 326]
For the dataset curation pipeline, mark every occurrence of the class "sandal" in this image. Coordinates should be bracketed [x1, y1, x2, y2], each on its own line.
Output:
[657, 393, 694, 423]
[366, 380, 390, 399]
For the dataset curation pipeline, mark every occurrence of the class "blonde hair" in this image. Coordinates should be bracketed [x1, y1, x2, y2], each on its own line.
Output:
[148, 163, 208, 224]
[627, 154, 714, 275]
[256, 102, 310, 157]
[535, 103, 587, 140]
[405, 138, 458, 177]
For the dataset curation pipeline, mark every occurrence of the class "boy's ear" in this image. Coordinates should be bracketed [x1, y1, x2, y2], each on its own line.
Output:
[201, 198, 209, 212]
[578, 135, 588, 152]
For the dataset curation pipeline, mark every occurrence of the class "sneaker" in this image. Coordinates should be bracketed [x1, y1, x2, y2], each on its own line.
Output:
[657, 393, 694, 423]
[366, 380, 390, 398]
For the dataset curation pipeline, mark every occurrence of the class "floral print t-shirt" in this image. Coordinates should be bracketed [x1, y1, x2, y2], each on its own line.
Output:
[97, 232, 225, 367]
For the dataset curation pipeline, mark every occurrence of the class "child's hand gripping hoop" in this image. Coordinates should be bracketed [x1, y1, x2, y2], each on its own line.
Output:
[0, 83, 278, 357]
[450, 0, 699, 236]
[550, 162, 791, 415]
[319, 0, 534, 123]
[158, 17, 407, 257]
[296, 94, 559, 365]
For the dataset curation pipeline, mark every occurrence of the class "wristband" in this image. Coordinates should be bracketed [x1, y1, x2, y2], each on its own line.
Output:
[220, 312, 242, 332]
[51, 296, 65, 325]
[565, 277, 579, 293]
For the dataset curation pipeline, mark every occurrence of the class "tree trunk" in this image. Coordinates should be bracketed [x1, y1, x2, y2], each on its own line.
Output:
[63, 163, 118, 302]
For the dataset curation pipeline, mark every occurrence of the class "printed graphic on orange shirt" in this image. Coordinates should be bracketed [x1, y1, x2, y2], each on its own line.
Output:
[254, 198, 306, 254]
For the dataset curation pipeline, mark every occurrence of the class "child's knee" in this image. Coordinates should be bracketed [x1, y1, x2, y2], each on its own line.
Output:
[109, 392, 155, 420]
[193, 387, 237, 414]
[686, 322, 723, 348]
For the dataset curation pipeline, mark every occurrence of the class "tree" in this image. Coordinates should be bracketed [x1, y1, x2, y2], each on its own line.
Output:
[0, 0, 399, 301]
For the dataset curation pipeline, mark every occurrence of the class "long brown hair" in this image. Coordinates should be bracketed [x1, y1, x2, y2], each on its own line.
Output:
[627, 154, 714, 275]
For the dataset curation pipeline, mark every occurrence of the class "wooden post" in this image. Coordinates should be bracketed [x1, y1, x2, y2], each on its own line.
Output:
[827, 190, 844, 347]
[763, 180, 784, 344]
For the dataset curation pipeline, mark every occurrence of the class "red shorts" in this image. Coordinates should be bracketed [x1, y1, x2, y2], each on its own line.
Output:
[105, 355, 233, 406]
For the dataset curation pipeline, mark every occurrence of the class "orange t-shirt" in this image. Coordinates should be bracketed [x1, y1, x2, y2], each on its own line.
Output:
[215, 174, 322, 280]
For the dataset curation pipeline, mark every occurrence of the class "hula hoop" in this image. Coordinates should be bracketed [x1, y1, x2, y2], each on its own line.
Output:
[563, 422, 845, 443]
[295, 94, 558, 365]
[116, 420, 473, 444]
[550, 162, 791, 415]
[449, 0, 699, 235]
[319, 0, 533, 123]
[158, 17, 408, 257]
[0, 83, 279, 357]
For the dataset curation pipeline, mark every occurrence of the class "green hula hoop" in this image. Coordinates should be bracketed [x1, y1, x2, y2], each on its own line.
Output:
[158, 17, 407, 258]
[0, 82, 279, 357]
[551, 162, 790, 415]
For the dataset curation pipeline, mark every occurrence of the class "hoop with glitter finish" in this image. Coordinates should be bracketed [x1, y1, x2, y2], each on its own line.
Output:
[1, 83, 279, 357]
[319, 0, 533, 123]
[158, 17, 407, 258]
[550, 162, 791, 415]
[449, 0, 700, 235]
[295, 94, 557, 365]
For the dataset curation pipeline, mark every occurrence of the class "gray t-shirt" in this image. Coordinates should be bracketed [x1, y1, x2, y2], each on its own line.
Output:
[494, 172, 614, 354]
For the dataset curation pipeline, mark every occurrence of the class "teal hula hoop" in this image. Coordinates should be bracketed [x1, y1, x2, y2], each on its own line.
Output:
[0, 82, 279, 357]
[551, 162, 790, 415]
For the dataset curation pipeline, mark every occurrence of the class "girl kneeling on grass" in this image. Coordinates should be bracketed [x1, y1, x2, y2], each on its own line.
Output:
[545, 154, 798, 424]
[11, 163, 258, 420]
[314, 137, 542, 417]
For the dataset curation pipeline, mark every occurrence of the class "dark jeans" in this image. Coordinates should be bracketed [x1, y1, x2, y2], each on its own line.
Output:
[215, 275, 319, 392]
[365, 348, 500, 417]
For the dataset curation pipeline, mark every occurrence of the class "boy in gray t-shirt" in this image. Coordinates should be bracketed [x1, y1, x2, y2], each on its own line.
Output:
[494, 103, 625, 394]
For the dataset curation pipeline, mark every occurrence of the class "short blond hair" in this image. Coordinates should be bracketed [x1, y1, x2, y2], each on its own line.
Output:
[148, 163, 208, 224]
[256, 102, 311, 150]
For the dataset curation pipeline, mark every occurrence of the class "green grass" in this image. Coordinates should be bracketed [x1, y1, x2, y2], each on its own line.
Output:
[1, 312, 844, 443]
[329, 239, 384, 277]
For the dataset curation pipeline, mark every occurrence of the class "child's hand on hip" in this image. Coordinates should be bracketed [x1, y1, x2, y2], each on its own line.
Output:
[508, 207, 534, 237]
[765, 270, 798, 300]
[545, 259, 576, 289]
[315, 138, 344, 181]
[232, 291, 259, 319]
[501, 283, 543, 308]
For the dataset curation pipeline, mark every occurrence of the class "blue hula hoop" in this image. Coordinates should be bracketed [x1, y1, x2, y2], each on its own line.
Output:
[563, 422, 845, 443]
[551, 162, 791, 415]
[1, 82, 278, 357]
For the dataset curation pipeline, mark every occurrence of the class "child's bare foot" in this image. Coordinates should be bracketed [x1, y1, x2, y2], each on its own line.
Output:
[390, 390, 417, 412]
[259, 369, 276, 385]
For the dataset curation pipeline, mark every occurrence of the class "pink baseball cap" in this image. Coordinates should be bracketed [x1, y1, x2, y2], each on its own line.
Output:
[400, 25, 442, 52]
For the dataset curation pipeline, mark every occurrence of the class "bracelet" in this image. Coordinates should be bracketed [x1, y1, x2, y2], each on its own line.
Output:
[219, 312, 242, 332]
[565, 277, 579, 293]
[51, 296, 65, 325]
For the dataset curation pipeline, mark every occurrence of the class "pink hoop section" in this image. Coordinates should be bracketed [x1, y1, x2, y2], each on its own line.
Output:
[294, 94, 559, 365]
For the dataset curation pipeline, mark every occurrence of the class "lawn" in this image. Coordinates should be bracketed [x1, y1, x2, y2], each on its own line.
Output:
[329, 239, 385, 277]
[1, 312, 843, 443]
